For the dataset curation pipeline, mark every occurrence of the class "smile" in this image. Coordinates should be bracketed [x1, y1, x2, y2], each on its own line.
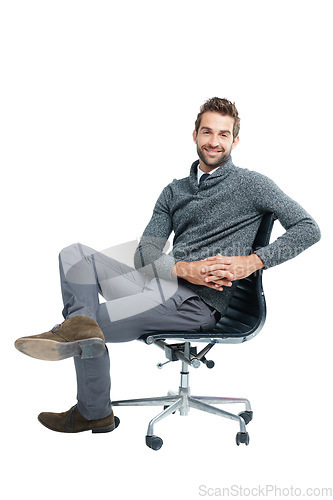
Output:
[204, 148, 222, 155]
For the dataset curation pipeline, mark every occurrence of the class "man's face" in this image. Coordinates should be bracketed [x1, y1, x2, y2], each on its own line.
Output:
[193, 111, 239, 170]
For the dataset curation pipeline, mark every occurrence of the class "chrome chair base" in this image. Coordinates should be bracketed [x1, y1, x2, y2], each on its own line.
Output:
[112, 342, 252, 449]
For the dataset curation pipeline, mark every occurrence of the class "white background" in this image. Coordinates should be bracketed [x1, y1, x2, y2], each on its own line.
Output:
[1, 0, 331, 498]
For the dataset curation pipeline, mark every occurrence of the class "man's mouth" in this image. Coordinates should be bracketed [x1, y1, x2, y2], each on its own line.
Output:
[204, 148, 222, 156]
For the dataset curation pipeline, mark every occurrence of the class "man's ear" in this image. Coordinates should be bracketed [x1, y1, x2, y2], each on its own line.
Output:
[192, 130, 197, 143]
[232, 136, 240, 149]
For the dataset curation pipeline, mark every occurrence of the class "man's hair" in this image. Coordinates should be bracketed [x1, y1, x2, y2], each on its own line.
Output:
[195, 97, 240, 139]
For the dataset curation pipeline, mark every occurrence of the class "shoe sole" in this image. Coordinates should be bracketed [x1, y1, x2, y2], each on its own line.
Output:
[14, 337, 106, 361]
[92, 416, 120, 434]
[38, 415, 120, 433]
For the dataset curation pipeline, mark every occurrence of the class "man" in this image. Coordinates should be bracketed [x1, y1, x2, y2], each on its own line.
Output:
[15, 97, 321, 433]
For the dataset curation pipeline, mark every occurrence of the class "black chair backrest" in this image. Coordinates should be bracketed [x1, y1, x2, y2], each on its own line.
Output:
[213, 212, 275, 338]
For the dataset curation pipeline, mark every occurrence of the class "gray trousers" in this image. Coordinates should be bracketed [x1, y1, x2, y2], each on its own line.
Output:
[59, 243, 217, 420]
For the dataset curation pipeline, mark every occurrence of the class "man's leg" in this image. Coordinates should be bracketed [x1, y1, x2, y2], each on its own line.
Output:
[19, 242, 216, 431]
[60, 242, 157, 420]
[34, 242, 163, 432]
[59, 242, 151, 321]
[74, 346, 112, 420]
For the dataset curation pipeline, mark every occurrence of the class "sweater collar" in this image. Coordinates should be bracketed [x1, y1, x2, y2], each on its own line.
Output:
[190, 156, 235, 187]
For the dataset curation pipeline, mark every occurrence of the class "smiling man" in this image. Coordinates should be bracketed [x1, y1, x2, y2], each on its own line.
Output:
[15, 97, 321, 434]
[194, 111, 239, 170]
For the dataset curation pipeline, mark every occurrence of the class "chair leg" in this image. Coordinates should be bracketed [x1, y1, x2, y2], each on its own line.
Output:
[188, 397, 247, 433]
[146, 398, 183, 436]
[191, 396, 252, 412]
[112, 395, 179, 407]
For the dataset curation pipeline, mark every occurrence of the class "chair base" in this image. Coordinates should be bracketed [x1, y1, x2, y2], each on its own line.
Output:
[112, 353, 252, 449]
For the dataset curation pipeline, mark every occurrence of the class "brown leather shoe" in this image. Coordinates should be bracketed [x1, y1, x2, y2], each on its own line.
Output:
[38, 405, 120, 433]
[14, 316, 106, 361]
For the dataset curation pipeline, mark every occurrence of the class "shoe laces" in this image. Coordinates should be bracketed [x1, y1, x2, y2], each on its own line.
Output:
[51, 323, 63, 333]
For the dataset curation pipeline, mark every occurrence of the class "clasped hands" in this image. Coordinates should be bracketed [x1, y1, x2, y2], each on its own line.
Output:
[173, 253, 264, 291]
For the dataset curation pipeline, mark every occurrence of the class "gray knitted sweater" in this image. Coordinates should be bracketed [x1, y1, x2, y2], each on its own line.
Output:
[134, 157, 321, 315]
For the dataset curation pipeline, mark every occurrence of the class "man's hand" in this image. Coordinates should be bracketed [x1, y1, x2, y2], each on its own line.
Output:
[204, 254, 264, 288]
[172, 254, 264, 291]
[172, 257, 234, 291]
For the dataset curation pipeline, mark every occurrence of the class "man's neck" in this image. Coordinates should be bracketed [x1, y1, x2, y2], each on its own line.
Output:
[198, 162, 219, 174]
[198, 156, 230, 173]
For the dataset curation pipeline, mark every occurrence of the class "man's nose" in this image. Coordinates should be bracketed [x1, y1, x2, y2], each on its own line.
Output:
[208, 134, 220, 147]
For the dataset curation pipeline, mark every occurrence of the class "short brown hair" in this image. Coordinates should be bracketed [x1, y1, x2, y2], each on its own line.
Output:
[195, 97, 240, 138]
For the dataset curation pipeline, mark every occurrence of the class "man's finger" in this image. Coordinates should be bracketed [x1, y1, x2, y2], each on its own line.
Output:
[206, 276, 233, 287]
[205, 255, 232, 264]
[206, 265, 234, 276]
[204, 273, 234, 283]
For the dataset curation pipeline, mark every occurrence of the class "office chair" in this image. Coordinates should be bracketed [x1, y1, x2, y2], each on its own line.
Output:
[113, 212, 275, 450]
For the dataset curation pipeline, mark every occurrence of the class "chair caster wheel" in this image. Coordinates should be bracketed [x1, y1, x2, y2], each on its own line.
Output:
[238, 410, 253, 424]
[146, 435, 163, 450]
[236, 432, 250, 446]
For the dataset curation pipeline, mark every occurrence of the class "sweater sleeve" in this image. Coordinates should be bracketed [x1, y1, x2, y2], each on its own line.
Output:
[250, 172, 321, 269]
[134, 186, 176, 280]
